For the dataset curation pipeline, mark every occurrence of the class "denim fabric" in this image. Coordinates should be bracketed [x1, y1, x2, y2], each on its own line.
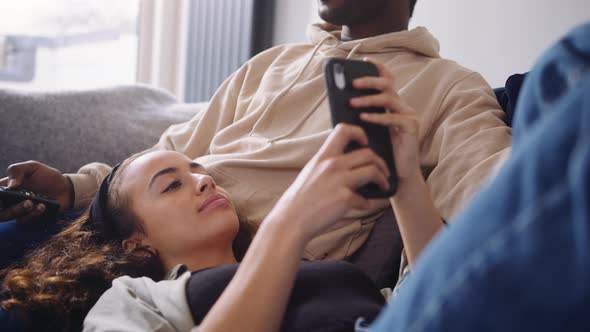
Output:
[369, 22, 590, 332]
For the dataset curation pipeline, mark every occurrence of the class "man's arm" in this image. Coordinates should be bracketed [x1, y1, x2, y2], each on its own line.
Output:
[66, 63, 251, 209]
[422, 72, 512, 220]
[150, 62, 250, 155]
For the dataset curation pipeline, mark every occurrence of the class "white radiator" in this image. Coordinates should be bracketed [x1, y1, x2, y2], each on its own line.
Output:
[184, 0, 274, 102]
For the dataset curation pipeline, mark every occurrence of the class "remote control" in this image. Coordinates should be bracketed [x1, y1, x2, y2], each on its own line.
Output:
[0, 186, 60, 219]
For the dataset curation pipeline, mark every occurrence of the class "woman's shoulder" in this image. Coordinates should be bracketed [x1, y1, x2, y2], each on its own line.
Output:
[83, 271, 194, 331]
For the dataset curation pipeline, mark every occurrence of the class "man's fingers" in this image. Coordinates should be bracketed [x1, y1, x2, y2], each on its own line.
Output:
[340, 148, 390, 178]
[322, 123, 369, 157]
[0, 177, 8, 186]
[0, 200, 35, 222]
[16, 204, 46, 225]
[6, 161, 41, 188]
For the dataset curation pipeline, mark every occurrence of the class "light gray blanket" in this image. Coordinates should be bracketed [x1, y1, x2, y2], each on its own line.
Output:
[0, 85, 202, 174]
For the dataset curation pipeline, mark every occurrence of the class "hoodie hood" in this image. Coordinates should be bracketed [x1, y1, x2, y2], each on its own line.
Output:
[307, 23, 441, 58]
[253, 24, 442, 143]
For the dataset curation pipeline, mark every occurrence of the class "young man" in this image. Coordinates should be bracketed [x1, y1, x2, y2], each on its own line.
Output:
[1, 0, 510, 261]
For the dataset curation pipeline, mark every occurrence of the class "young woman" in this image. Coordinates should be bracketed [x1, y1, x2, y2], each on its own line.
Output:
[1, 59, 444, 332]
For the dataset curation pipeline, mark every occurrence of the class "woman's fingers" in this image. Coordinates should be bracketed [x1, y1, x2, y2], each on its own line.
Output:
[351, 93, 413, 114]
[363, 57, 393, 80]
[320, 123, 369, 157]
[352, 76, 393, 93]
[346, 164, 391, 192]
[360, 112, 419, 135]
[346, 191, 371, 210]
[350, 93, 393, 109]
[339, 148, 390, 178]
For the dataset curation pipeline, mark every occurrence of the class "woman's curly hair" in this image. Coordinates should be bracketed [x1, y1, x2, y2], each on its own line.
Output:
[0, 154, 255, 331]
[0, 214, 165, 331]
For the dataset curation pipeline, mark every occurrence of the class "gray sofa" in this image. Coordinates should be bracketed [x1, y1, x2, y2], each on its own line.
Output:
[0, 85, 204, 173]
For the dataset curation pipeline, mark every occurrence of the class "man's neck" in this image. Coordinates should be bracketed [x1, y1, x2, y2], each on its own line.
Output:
[340, 3, 410, 41]
[341, 20, 409, 41]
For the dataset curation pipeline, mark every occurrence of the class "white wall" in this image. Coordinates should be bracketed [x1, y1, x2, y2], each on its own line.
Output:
[272, 0, 318, 45]
[410, 0, 590, 87]
[272, 0, 590, 87]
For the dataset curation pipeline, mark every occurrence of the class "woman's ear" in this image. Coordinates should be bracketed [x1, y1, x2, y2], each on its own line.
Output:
[122, 238, 158, 257]
[122, 238, 141, 253]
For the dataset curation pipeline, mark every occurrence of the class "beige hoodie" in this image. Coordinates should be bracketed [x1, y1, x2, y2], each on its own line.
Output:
[67, 24, 511, 260]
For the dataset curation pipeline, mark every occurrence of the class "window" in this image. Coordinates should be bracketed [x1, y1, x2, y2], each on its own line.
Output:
[136, 0, 275, 102]
[0, 0, 141, 91]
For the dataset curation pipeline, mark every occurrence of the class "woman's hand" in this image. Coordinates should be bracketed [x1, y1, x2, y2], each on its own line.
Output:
[203, 124, 391, 332]
[350, 58, 422, 187]
[269, 123, 391, 242]
[350, 58, 445, 265]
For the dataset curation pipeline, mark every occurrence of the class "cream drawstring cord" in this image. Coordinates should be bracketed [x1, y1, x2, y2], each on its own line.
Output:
[266, 42, 364, 144]
[249, 36, 332, 137]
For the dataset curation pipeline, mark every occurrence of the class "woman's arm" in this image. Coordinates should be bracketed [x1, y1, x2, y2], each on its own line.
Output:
[199, 124, 391, 332]
[352, 58, 444, 267]
[389, 172, 444, 266]
[198, 212, 305, 332]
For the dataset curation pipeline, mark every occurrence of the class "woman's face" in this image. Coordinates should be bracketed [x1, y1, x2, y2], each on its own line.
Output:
[119, 150, 239, 270]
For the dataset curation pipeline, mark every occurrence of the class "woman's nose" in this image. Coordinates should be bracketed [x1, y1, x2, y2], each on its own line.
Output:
[194, 175, 216, 194]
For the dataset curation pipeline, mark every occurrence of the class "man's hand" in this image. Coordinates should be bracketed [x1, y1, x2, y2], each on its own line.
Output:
[0, 161, 74, 224]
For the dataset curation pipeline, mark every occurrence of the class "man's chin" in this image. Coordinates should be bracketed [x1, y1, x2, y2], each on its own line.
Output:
[317, 4, 358, 26]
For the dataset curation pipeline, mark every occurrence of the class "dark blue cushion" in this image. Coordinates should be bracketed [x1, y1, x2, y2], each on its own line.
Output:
[494, 73, 528, 127]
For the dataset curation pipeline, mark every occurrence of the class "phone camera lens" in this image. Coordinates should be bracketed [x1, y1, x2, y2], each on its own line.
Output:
[333, 63, 346, 90]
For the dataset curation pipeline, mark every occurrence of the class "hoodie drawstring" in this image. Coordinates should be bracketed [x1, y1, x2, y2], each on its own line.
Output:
[249, 36, 332, 137]
[267, 42, 363, 144]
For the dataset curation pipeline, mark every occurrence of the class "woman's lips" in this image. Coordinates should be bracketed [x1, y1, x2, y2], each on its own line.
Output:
[199, 193, 229, 213]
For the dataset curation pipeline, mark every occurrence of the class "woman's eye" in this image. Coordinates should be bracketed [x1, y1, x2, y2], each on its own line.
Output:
[163, 181, 182, 193]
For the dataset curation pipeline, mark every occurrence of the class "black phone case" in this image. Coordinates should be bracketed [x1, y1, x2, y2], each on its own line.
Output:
[0, 187, 60, 219]
[324, 58, 398, 199]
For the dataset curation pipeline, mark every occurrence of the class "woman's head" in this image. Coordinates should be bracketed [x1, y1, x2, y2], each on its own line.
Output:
[93, 150, 241, 271]
[1, 151, 254, 331]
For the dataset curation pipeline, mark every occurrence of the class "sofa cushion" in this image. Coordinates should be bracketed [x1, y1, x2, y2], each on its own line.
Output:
[0, 85, 203, 174]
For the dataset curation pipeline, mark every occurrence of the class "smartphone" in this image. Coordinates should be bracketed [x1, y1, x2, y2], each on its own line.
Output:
[324, 58, 398, 199]
[0, 186, 60, 219]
